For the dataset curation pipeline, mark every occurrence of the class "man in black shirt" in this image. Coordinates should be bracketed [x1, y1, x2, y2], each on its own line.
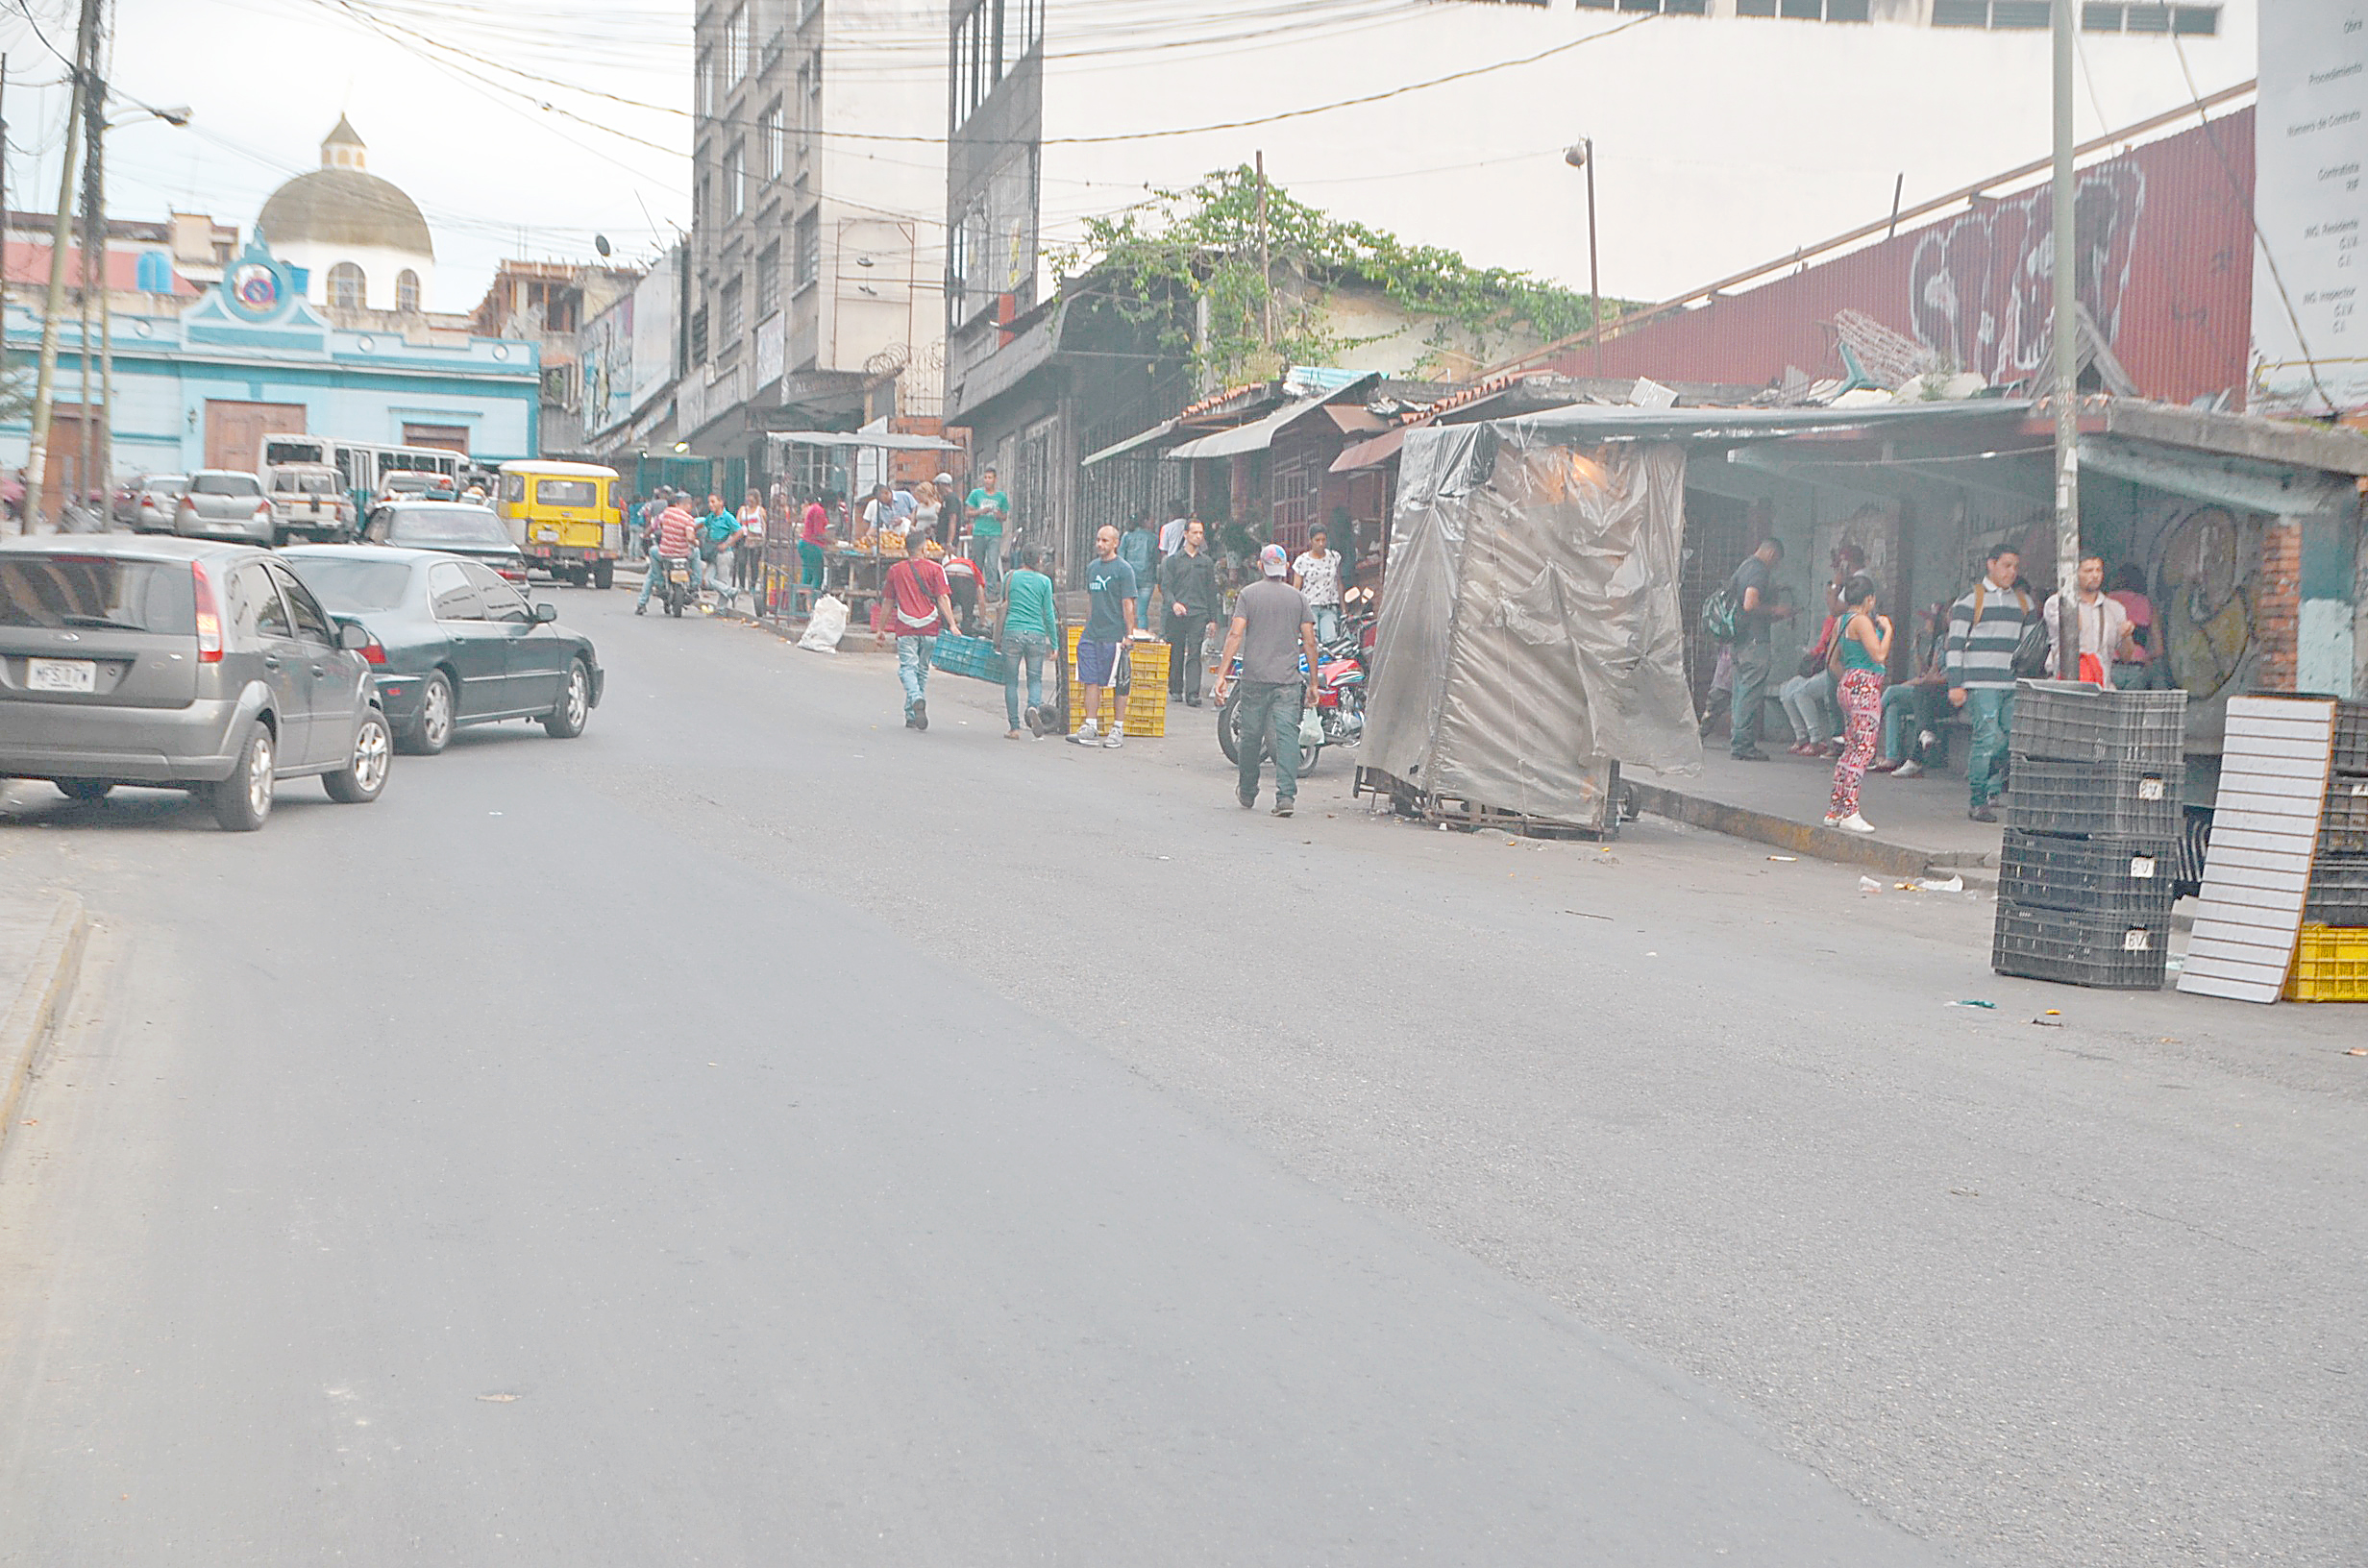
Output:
[1726, 538, 1793, 761]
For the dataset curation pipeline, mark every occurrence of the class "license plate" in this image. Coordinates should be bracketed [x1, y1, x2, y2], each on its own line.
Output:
[26, 657, 96, 694]
[534, 526, 559, 541]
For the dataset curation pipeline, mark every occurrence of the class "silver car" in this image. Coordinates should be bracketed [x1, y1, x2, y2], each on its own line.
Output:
[0, 536, 393, 830]
[173, 470, 275, 544]
[113, 473, 188, 533]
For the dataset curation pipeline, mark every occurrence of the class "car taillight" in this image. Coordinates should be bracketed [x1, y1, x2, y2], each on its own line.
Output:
[191, 561, 222, 662]
[359, 636, 386, 665]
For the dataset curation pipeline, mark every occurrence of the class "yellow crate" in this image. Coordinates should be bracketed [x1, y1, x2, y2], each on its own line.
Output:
[2283, 923, 2368, 1002]
[1069, 686, 1166, 737]
[1063, 631, 1168, 736]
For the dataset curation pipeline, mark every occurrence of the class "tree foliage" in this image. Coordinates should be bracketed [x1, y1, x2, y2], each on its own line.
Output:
[1057, 165, 1607, 386]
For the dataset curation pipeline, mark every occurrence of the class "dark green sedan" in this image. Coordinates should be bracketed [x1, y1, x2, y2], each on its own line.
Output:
[280, 546, 603, 755]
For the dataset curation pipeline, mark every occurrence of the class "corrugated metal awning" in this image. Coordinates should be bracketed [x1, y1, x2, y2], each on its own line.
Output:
[1329, 423, 1417, 474]
[767, 430, 964, 452]
[1079, 419, 1180, 468]
[1167, 394, 1335, 460]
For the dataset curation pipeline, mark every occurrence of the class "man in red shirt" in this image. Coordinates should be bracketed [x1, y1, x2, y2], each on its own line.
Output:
[874, 529, 958, 730]
[635, 495, 703, 615]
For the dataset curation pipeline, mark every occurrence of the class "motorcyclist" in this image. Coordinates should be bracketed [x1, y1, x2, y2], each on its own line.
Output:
[635, 494, 703, 615]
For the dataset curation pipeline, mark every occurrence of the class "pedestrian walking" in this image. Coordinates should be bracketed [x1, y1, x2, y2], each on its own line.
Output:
[1069, 524, 1140, 750]
[1946, 543, 2038, 822]
[1722, 538, 1793, 761]
[1159, 518, 1219, 706]
[1215, 545, 1318, 817]
[736, 488, 767, 595]
[966, 467, 1009, 597]
[2043, 554, 2136, 687]
[1000, 544, 1059, 739]
[1291, 526, 1345, 646]
[1824, 574, 1891, 834]
[875, 529, 958, 731]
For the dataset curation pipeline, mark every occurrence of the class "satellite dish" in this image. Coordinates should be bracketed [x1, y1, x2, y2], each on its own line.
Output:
[594, 233, 612, 257]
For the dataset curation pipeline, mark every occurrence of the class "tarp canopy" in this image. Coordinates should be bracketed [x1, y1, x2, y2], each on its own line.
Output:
[766, 430, 964, 452]
[1363, 423, 1704, 828]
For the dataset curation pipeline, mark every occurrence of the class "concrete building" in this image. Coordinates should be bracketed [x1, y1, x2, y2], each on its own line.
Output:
[682, 0, 947, 490]
[472, 260, 645, 456]
[257, 118, 436, 317]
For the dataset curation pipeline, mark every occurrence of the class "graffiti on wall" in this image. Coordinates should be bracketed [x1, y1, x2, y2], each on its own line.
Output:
[1907, 164, 2147, 387]
[2154, 503, 2256, 703]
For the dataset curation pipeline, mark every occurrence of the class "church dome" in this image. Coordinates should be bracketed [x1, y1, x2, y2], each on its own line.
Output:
[257, 117, 433, 258]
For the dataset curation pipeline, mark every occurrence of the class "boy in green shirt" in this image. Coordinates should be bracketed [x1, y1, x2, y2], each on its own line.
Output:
[1000, 545, 1059, 738]
[966, 466, 1011, 599]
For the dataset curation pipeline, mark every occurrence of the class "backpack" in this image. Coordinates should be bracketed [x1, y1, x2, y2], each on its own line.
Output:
[1699, 583, 1740, 643]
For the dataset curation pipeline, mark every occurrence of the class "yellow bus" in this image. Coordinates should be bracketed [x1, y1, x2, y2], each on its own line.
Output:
[496, 460, 625, 588]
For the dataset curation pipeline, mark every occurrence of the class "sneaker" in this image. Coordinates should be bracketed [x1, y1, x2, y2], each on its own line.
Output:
[1271, 798, 1295, 818]
[1918, 728, 1938, 749]
[1102, 728, 1124, 748]
[1969, 803, 1998, 823]
[1068, 722, 1100, 747]
[1823, 813, 1840, 826]
[904, 709, 918, 729]
[1238, 788, 1257, 810]
[1893, 760, 1924, 779]
[1870, 759, 1902, 774]
[1732, 748, 1771, 762]
[912, 698, 927, 731]
[634, 603, 647, 616]
[1835, 812, 1877, 834]
[1186, 696, 1202, 708]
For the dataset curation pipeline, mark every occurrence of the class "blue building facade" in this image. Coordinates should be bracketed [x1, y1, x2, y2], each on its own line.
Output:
[1, 236, 539, 488]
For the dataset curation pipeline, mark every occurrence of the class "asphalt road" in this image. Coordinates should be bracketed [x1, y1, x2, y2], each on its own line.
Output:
[1, 585, 2361, 1566]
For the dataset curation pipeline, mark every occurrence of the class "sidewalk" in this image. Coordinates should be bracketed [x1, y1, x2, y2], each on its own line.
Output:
[0, 887, 88, 1157]
[1628, 747, 2002, 883]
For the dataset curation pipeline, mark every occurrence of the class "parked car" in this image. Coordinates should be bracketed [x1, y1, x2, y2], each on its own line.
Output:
[279, 546, 602, 755]
[0, 536, 392, 830]
[266, 462, 357, 545]
[172, 470, 275, 545]
[112, 474, 188, 532]
[360, 501, 529, 582]
[371, 471, 458, 506]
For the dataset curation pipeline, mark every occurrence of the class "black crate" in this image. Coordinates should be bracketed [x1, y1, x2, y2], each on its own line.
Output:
[2007, 757, 2183, 841]
[2305, 853, 2368, 927]
[2336, 700, 2368, 777]
[1991, 903, 2171, 990]
[2323, 782, 2368, 856]
[1998, 830, 2177, 915]
[2010, 679, 2186, 769]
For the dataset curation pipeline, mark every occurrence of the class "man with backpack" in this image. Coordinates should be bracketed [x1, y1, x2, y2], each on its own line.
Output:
[1709, 538, 1791, 761]
[1946, 543, 2041, 822]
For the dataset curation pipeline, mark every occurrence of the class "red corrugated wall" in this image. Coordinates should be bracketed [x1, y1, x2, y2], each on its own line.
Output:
[1560, 110, 2256, 406]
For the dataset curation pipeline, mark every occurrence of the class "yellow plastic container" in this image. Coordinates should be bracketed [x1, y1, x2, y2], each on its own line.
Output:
[2283, 923, 2368, 1002]
[1064, 630, 1168, 737]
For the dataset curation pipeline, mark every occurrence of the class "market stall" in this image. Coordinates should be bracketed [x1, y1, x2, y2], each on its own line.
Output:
[761, 429, 965, 624]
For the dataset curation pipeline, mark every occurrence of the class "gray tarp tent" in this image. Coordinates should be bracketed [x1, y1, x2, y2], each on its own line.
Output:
[1363, 420, 1704, 830]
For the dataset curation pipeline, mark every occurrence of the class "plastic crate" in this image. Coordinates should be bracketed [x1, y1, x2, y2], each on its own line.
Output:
[2336, 700, 2368, 777]
[1069, 685, 1167, 738]
[1991, 903, 2171, 990]
[2282, 923, 2368, 1002]
[2304, 854, 2368, 927]
[1997, 829, 2177, 915]
[2010, 679, 2186, 769]
[928, 633, 1007, 682]
[2322, 780, 2368, 855]
[2006, 757, 2183, 841]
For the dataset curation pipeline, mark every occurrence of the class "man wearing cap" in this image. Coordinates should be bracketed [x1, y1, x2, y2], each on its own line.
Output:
[935, 472, 966, 564]
[1213, 545, 1318, 818]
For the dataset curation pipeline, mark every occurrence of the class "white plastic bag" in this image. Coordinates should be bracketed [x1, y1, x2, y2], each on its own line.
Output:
[1298, 706, 1324, 756]
[798, 593, 850, 652]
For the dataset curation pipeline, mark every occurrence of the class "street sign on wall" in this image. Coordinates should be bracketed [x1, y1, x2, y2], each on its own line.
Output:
[2253, 2, 2368, 415]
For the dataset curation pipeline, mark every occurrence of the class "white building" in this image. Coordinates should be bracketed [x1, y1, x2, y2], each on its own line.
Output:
[257, 117, 436, 316]
[683, 0, 948, 482]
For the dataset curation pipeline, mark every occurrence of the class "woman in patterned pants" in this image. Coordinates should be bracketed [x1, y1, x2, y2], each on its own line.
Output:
[1825, 575, 1892, 835]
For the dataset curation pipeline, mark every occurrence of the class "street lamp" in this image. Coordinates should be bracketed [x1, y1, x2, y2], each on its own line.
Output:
[108, 104, 189, 129]
[1564, 138, 1604, 380]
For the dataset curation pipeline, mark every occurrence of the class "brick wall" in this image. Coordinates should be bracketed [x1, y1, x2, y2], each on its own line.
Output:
[2256, 518, 2301, 694]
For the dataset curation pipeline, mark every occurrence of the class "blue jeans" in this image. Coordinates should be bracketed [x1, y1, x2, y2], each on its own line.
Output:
[1312, 604, 1342, 645]
[1729, 641, 1774, 756]
[896, 634, 935, 716]
[1965, 686, 2015, 807]
[971, 535, 1003, 598]
[1235, 679, 1303, 803]
[1003, 633, 1049, 729]
[1779, 670, 1839, 745]
[637, 553, 696, 609]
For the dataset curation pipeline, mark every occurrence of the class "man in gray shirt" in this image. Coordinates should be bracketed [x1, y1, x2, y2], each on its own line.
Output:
[1214, 544, 1318, 818]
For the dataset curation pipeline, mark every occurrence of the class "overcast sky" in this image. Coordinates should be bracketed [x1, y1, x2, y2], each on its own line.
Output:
[0, 0, 2257, 318]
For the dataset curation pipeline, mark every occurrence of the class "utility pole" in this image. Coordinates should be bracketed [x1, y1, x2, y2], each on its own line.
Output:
[2049, 0, 2081, 673]
[1565, 138, 1603, 379]
[88, 18, 111, 508]
[26, 0, 100, 533]
[78, 49, 99, 527]
[1254, 150, 1270, 356]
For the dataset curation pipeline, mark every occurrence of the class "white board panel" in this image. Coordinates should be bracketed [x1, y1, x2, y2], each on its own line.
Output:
[2181, 697, 2336, 1004]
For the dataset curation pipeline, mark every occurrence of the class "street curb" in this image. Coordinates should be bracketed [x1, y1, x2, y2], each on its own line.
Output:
[0, 893, 88, 1160]
[1628, 782, 1995, 885]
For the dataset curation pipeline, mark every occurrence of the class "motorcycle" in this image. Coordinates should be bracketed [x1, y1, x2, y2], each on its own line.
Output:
[660, 557, 694, 618]
[1217, 635, 1368, 774]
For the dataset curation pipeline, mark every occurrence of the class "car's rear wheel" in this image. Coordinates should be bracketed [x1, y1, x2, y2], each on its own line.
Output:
[544, 658, 591, 738]
[55, 779, 113, 800]
[211, 725, 274, 831]
[401, 670, 454, 755]
[325, 711, 392, 803]
[593, 559, 614, 590]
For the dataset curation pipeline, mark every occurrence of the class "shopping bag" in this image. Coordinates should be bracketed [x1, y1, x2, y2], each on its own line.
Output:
[798, 593, 850, 652]
[1297, 706, 1324, 755]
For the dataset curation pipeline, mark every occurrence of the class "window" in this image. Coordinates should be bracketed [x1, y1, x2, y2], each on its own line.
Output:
[464, 563, 531, 623]
[721, 276, 745, 342]
[761, 101, 784, 181]
[327, 261, 366, 309]
[723, 5, 744, 83]
[266, 563, 333, 645]
[690, 304, 710, 362]
[757, 241, 781, 317]
[427, 561, 483, 622]
[537, 479, 600, 507]
[697, 46, 713, 117]
[2081, 3, 2219, 32]
[802, 54, 821, 158]
[727, 143, 745, 218]
[794, 209, 820, 290]
[135, 252, 172, 292]
[230, 564, 292, 641]
[1726, 0, 1857, 15]
[743, 0, 758, 71]
[396, 269, 421, 312]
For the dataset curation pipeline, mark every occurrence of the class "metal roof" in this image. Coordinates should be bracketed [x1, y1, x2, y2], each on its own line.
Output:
[765, 430, 963, 453]
[1495, 399, 2033, 444]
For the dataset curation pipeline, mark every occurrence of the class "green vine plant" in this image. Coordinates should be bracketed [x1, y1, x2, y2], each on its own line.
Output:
[1054, 165, 1616, 388]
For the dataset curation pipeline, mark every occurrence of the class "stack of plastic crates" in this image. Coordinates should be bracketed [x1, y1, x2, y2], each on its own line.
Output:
[2287, 700, 2368, 1001]
[1992, 680, 2186, 990]
[1062, 628, 1168, 737]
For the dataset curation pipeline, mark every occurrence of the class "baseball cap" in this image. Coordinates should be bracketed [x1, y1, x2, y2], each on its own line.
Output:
[1260, 544, 1289, 577]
